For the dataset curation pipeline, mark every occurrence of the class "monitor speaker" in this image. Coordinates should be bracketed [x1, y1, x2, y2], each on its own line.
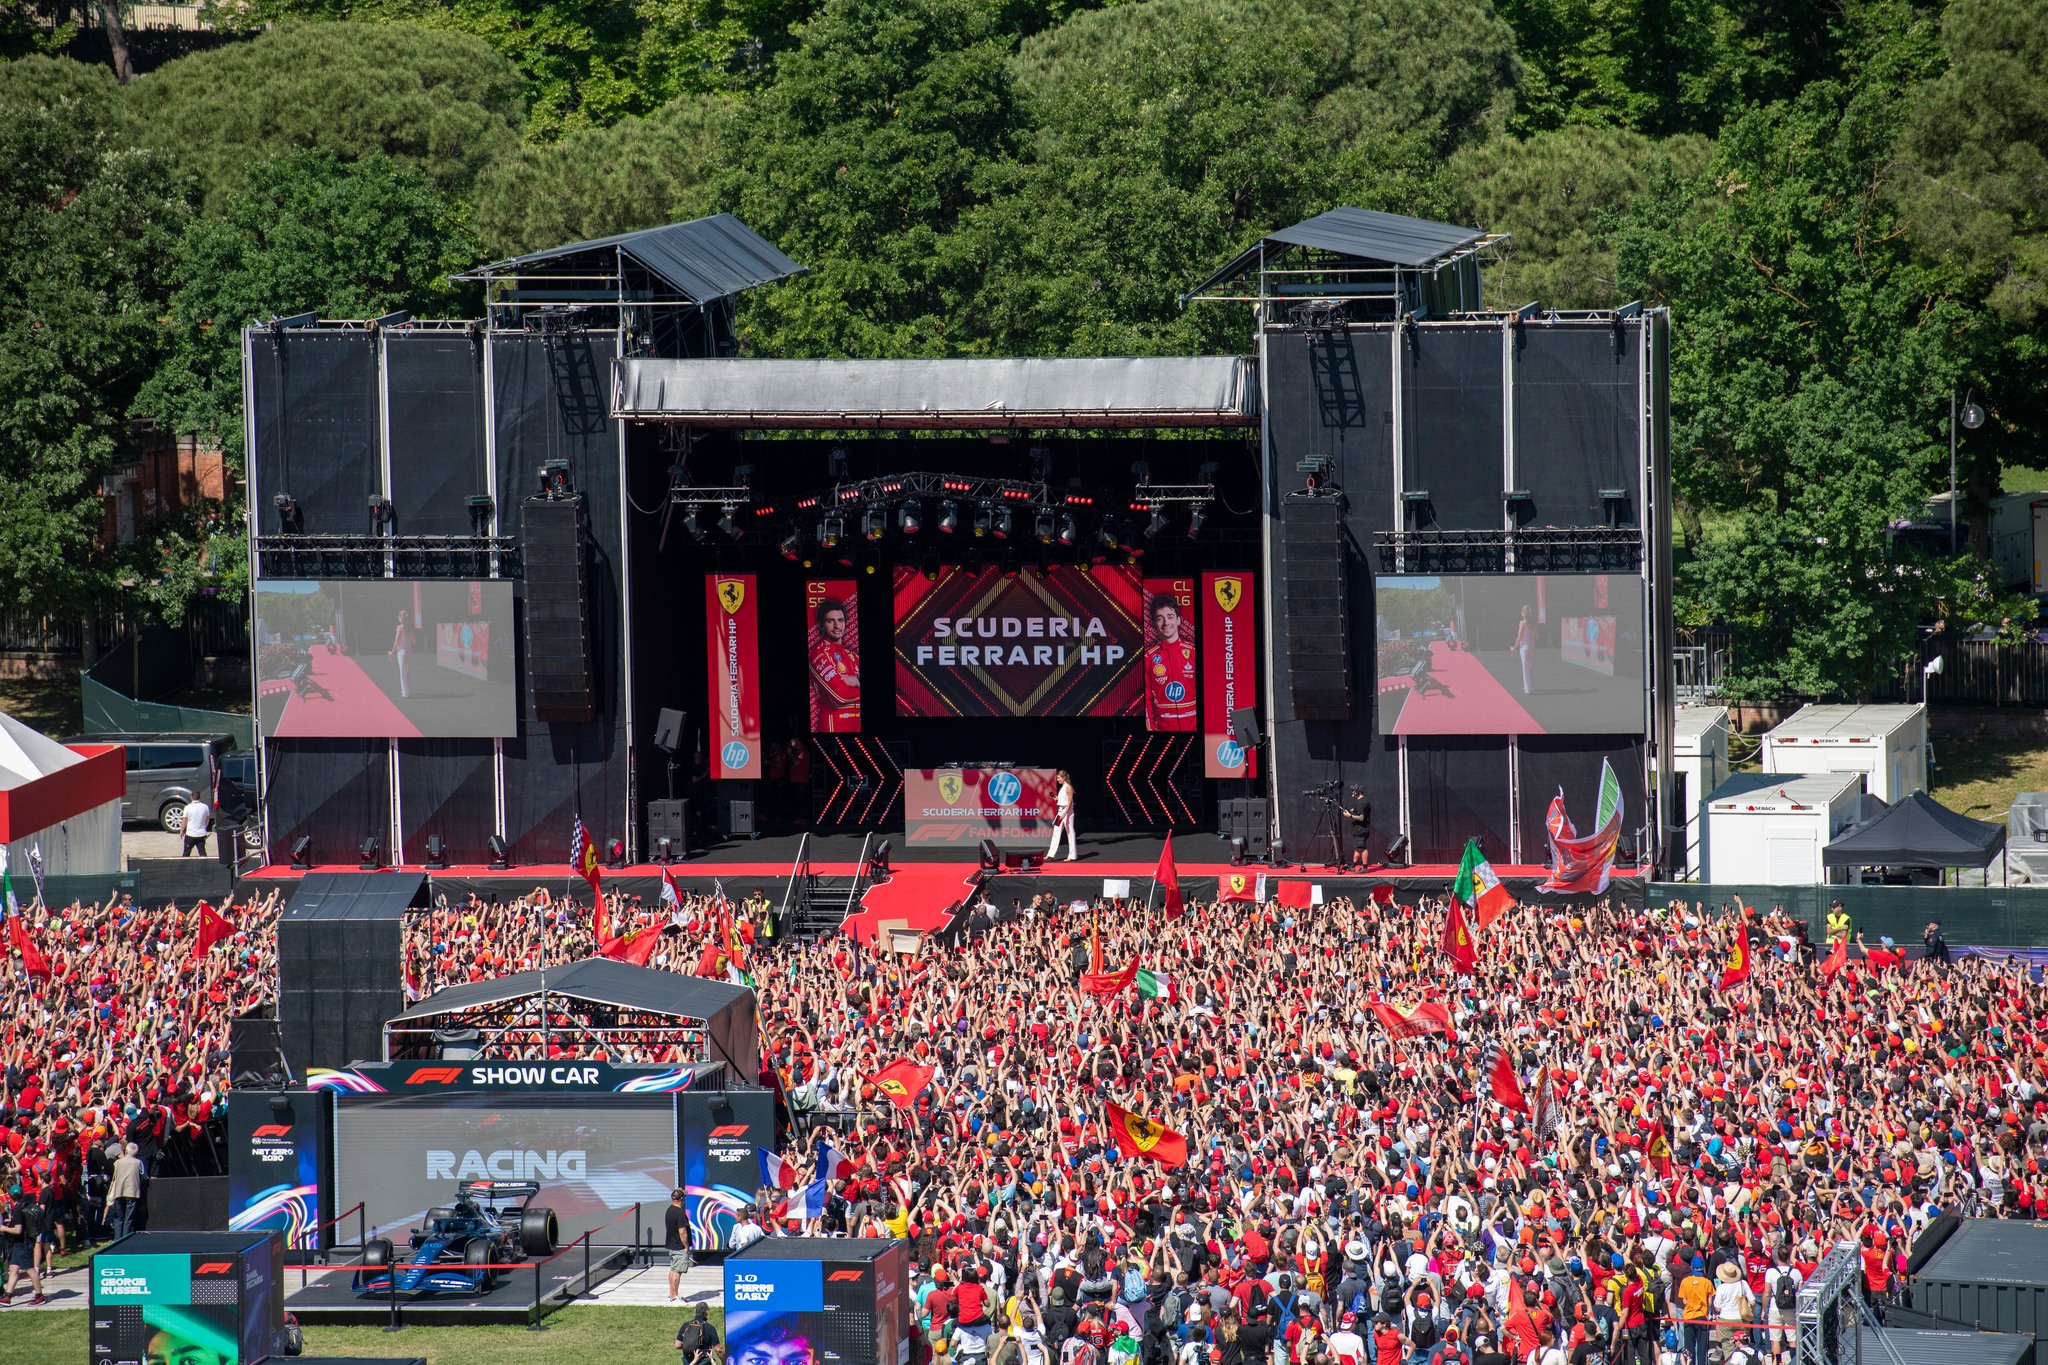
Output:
[523, 496, 594, 722]
[1230, 707, 1262, 750]
[722, 796, 755, 837]
[647, 798, 688, 845]
[1281, 496, 1352, 720]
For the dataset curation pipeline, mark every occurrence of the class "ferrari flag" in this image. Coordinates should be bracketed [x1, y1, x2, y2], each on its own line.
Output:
[1371, 1001, 1455, 1039]
[1719, 926, 1752, 990]
[1442, 896, 1478, 974]
[1537, 759, 1624, 895]
[869, 1058, 937, 1109]
[570, 814, 601, 902]
[1106, 1101, 1188, 1168]
[1481, 1040, 1528, 1113]
[1081, 956, 1141, 997]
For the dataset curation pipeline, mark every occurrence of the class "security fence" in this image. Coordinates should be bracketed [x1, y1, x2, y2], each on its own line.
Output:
[1647, 882, 2048, 949]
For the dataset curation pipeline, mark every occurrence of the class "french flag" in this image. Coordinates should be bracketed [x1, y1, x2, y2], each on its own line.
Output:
[815, 1134, 856, 1182]
[759, 1146, 799, 1190]
[787, 1177, 829, 1223]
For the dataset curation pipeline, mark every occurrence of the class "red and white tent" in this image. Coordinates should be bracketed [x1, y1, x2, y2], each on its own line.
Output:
[0, 712, 123, 877]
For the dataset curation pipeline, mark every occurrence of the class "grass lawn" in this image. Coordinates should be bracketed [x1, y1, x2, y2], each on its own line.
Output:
[1929, 732, 2048, 821]
[0, 673, 81, 736]
[0, 1304, 705, 1365]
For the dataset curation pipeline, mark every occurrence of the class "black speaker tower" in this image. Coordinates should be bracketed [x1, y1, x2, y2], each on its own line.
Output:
[1281, 493, 1353, 720]
[523, 494, 595, 722]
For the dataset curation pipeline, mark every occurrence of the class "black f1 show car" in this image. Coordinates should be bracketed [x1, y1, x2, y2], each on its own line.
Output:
[352, 1180, 560, 1296]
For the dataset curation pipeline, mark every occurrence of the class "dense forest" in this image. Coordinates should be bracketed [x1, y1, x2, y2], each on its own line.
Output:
[0, 0, 2041, 698]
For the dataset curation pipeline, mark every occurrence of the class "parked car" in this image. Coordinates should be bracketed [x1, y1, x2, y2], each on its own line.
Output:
[62, 732, 239, 834]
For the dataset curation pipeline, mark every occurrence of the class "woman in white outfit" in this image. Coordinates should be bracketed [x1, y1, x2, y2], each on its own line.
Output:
[1047, 769, 1077, 860]
[1512, 604, 1534, 695]
[389, 610, 414, 699]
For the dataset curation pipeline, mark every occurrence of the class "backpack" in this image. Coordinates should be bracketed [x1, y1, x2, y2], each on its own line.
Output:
[1349, 1288, 1371, 1317]
[1162, 1290, 1184, 1331]
[1244, 1281, 1270, 1317]
[679, 1321, 712, 1353]
[1773, 1275, 1797, 1311]
[1272, 1292, 1298, 1325]
[1123, 1269, 1148, 1304]
[1640, 1282, 1666, 1321]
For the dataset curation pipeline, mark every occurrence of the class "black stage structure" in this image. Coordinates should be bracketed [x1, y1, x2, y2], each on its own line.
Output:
[243, 207, 1674, 877]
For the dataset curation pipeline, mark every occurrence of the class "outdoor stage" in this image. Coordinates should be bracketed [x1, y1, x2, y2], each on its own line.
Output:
[243, 829, 1646, 942]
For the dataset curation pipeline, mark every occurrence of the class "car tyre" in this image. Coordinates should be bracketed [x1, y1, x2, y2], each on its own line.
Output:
[462, 1236, 497, 1292]
[519, 1207, 559, 1258]
[362, 1237, 393, 1269]
[160, 802, 186, 834]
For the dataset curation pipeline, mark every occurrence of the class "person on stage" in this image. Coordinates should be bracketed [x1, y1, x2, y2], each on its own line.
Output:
[809, 597, 860, 731]
[1340, 788, 1372, 868]
[1046, 769, 1077, 861]
[1513, 604, 1535, 695]
[1144, 594, 1197, 730]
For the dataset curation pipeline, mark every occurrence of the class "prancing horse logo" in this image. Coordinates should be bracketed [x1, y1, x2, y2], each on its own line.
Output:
[936, 771, 964, 806]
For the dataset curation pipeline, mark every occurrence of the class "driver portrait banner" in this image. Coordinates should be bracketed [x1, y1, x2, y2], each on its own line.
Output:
[805, 579, 861, 733]
[706, 574, 762, 779]
[893, 566, 1141, 717]
[1201, 572, 1258, 777]
[1142, 578, 1198, 732]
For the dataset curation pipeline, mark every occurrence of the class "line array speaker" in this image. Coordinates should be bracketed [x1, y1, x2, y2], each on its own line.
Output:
[1281, 494, 1353, 720]
[523, 495, 595, 722]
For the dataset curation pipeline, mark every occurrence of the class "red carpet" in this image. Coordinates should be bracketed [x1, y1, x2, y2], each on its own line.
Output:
[842, 864, 981, 945]
[250, 860, 1642, 882]
[1389, 641, 1539, 735]
[275, 652, 421, 739]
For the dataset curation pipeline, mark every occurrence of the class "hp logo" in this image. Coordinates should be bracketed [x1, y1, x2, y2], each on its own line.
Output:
[1215, 740, 1246, 770]
[1165, 682, 1186, 702]
[721, 741, 751, 769]
[988, 772, 1022, 806]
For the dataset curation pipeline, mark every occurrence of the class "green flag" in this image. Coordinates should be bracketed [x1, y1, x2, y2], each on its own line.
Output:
[0, 847, 14, 916]
[1592, 757, 1623, 833]
[1452, 838, 1481, 908]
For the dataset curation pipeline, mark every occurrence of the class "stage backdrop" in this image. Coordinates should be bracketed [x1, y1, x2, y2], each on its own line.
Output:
[1142, 578, 1197, 732]
[806, 579, 862, 733]
[706, 574, 763, 778]
[893, 566, 1141, 718]
[1201, 572, 1258, 777]
[904, 767, 1060, 846]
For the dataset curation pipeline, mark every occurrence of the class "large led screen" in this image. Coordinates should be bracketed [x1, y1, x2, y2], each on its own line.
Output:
[1376, 574, 1643, 735]
[334, 1094, 676, 1246]
[255, 579, 517, 739]
[894, 566, 1142, 717]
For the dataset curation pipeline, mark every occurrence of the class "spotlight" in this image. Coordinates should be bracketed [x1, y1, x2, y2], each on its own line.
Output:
[1096, 521, 1121, 552]
[863, 506, 888, 541]
[466, 495, 494, 534]
[979, 838, 1000, 870]
[973, 503, 994, 537]
[779, 526, 804, 561]
[424, 834, 447, 870]
[488, 834, 510, 870]
[1057, 513, 1077, 547]
[868, 839, 892, 880]
[1386, 833, 1411, 866]
[289, 835, 312, 870]
[818, 515, 844, 550]
[272, 494, 302, 534]
[937, 500, 959, 534]
[992, 506, 1014, 540]
[657, 836, 675, 864]
[606, 838, 627, 871]
[1188, 504, 1209, 537]
[1034, 510, 1057, 543]
[359, 836, 381, 870]
[367, 494, 393, 534]
[1144, 506, 1169, 538]
[900, 499, 922, 535]
[719, 506, 742, 540]
[539, 459, 572, 498]
[1270, 838, 1287, 869]
[682, 505, 705, 543]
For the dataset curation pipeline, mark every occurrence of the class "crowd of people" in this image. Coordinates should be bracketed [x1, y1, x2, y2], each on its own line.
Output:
[4, 871, 2043, 1356]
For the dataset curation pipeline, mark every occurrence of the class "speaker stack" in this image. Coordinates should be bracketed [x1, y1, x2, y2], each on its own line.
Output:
[523, 495, 595, 722]
[1281, 494, 1353, 720]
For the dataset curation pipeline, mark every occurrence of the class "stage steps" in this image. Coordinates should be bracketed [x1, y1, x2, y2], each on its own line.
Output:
[788, 874, 863, 939]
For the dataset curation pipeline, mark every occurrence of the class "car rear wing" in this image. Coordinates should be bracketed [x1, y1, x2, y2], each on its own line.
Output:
[458, 1180, 542, 1205]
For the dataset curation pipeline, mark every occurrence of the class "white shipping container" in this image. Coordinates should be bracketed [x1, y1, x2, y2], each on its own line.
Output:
[1701, 772, 1865, 884]
[1672, 706, 1732, 878]
[1925, 491, 2048, 593]
[1760, 703, 1927, 804]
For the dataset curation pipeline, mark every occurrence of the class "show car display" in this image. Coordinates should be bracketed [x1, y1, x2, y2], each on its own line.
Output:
[351, 1181, 559, 1296]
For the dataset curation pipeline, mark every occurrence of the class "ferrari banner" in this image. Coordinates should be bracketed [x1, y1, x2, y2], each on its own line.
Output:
[706, 574, 762, 779]
[1201, 572, 1258, 777]
[1105, 1101, 1188, 1168]
[868, 1059, 936, 1109]
[805, 580, 861, 733]
[1142, 578, 1197, 732]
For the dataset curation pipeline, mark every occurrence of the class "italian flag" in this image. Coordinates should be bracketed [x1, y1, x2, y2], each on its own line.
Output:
[1452, 837, 1515, 928]
[1135, 969, 1175, 1002]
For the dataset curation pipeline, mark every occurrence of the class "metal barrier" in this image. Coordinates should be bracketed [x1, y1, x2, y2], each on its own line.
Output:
[1647, 882, 2048, 948]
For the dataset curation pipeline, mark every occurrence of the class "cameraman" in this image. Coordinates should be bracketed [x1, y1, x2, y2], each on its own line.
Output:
[678, 1302, 721, 1364]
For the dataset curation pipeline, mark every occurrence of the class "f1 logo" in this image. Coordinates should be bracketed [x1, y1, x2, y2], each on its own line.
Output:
[406, 1066, 465, 1085]
[252, 1124, 293, 1139]
[707, 1125, 749, 1139]
[193, 1262, 235, 1275]
[827, 1270, 864, 1282]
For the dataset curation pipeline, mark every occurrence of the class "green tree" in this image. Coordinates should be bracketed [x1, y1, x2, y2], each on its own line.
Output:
[1615, 19, 2027, 697]
[1894, 0, 2048, 330]
[0, 74, 189, 622]
[120, 22, 525, 210]
[720, 0, 1024, 357]
[471, 91, 731, 257]
[1447, 125, 1711, 309]
[966, 0, 1513, 357]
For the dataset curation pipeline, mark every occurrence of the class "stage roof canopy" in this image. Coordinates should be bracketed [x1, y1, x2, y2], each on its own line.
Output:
[1188, 207, 1490, 296]
[1822, 790, 2006, 869]
[391, 957, 758, 1077]
[461, 214, 804, 304]
[611, 355, 1259, 428]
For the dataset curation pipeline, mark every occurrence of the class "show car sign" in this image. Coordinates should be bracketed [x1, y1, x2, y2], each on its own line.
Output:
[305, 1060, 705, 1094]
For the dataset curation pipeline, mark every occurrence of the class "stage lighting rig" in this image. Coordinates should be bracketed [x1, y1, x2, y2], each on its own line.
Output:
[1057, 513, 1078, 546]
[992, 505, 1014, 540]
[973, 503, 994, 537]
[900, 499, 922, 534]
[862, 505, 889, 541]
[1034, 510, 1057, 544]
[359, 835, 381, 870]
[466, 495, 494, 534]
[1188, 504, 1209, 536]
[271, 494, 303, 534]
[937, 500, 960, 534]
[538, 459, 574, 498]
[488, 834, 511, 870]
[289, 835, 312, 870]
[1144, 505, 1169, 538]
[681, 505, 706, 542]
[719, 505, 742, 540]
[779, 525, 805, 561]
[818, 514, 845, 550]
